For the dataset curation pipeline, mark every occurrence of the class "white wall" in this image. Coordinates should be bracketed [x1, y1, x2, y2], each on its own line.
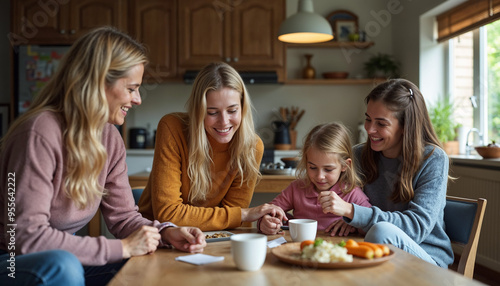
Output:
[391, 0, 467, 104]
[130, 82, 375, 150]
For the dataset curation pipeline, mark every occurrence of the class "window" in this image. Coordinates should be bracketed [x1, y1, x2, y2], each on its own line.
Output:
[449, 20, 500, 146]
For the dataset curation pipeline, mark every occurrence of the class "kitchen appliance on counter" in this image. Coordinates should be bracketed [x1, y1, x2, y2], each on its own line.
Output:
[129, 128, 147, 149]
[260, 161, 295, 175]
[260, 149, 300, 175]
[273, 121, 291, 150]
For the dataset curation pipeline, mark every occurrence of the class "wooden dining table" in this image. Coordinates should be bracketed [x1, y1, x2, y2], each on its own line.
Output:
[107, 227, 484, 286]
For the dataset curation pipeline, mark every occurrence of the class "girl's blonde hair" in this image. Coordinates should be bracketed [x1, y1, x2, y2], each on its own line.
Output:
[181, 62, 260, 203]
[296, 122, 361, 193]
[2, 27, 147, 209]
[361, 79, 444, 203]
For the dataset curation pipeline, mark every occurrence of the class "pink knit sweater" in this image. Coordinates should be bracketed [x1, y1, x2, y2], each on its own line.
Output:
[0, 111, 163, 266]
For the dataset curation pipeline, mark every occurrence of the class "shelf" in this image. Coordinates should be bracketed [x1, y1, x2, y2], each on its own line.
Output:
[286, 41, 374, 49]
[284, 78, 386, 85]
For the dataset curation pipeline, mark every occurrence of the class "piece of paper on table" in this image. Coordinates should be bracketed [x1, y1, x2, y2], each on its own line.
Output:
[267, 237, 287, 248]
[175, 254, 224, 265]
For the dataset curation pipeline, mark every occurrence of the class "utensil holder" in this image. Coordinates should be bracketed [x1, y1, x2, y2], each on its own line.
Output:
[273, 121, 291, 150]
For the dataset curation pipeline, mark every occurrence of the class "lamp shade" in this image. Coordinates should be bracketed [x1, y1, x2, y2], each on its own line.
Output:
[278, 0, 333, 44]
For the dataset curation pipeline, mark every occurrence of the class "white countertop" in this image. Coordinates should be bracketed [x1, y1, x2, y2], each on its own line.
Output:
[125, 150, 500, 173]
[126, 149, 300, 156]
[127, 149, 155, 155]
[125, 149, 302, 174]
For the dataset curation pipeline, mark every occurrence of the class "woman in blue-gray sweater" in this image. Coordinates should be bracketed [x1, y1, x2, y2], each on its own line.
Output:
[318, 79, 453, 268]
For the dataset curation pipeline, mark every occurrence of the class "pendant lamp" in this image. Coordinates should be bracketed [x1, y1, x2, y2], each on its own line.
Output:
[278, 0, 333, 44]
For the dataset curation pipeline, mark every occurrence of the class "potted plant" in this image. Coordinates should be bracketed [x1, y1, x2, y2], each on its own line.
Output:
[364, 53, 401, 79]
[428, 100, 459, 155]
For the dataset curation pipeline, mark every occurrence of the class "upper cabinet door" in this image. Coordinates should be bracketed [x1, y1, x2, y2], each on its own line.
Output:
[10, 0, 127, 45]
[69, 0, 127, 39]
[178, 0, 228, 68]
[231, 0, 285, 68]
[177, 0, 285, 80]
[10, 0, 69, 45]
[130, 0, 177, 80]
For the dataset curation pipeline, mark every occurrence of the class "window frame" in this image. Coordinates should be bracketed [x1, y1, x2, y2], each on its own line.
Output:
[447, 25, 500, 145]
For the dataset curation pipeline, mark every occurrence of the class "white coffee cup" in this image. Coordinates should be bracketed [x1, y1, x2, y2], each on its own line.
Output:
[230, 233, 267, 271]
[289, 219, 317, 242]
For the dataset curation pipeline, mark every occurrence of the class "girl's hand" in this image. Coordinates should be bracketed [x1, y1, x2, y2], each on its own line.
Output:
[121, 225, 161, 259]
[317, 191, 354, 219]
[326, 219, 356, 237]
[259, 214, 283, 235]
[161, 227, 206, 253]
[241, 203, 287, 223]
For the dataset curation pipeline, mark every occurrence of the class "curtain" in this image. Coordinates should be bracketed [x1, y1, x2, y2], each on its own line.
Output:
[437, 0, 500, 42]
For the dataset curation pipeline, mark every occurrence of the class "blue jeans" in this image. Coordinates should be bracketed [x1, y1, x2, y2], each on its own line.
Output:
[364, 221, 438, 266]
[0, 249, 127, 286]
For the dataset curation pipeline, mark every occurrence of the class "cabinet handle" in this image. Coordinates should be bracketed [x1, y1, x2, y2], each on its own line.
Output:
[225, 57, 231, 62]
[70, 30, 76, 34]
[233, 57, 239, 62]
[60, 30, 66, 34]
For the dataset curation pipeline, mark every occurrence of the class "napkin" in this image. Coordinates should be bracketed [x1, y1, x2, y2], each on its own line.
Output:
[267, 237, 287, 248]
[175, 254, 224, 265]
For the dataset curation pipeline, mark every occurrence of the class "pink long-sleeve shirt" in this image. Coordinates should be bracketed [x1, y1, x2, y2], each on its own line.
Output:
[0, 111, 166, 266]
[267, 180, 371, 230]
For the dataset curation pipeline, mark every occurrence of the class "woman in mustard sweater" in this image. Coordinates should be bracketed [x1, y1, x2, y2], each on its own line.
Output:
[139, 62, 286, 231]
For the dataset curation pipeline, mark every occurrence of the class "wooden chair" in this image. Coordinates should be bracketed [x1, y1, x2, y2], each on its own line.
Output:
[444, 195, 487, 278]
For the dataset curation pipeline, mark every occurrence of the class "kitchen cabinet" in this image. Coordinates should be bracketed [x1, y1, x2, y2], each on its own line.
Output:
[129, 0, 177, 81]
[11, 0, 127, 45]
[178, 0, 285, 81]
[285, 41, 379, 85]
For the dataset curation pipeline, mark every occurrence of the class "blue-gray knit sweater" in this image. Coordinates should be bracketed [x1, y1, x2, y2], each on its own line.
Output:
[349, 144, 453, 268]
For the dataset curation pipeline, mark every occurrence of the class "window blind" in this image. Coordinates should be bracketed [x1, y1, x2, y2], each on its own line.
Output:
[437, 0, 500, 42]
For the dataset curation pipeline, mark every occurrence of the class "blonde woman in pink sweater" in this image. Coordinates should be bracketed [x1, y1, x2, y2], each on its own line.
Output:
[0, 27, 205, 286]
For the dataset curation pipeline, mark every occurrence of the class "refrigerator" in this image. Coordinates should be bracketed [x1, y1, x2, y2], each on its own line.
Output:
[13, 44, 124, 136]
[13, 45, 70, 118]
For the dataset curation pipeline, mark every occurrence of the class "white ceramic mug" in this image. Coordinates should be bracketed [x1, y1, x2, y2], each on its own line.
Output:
[289, 219, 317, 242]
[230, 233, 267, 271]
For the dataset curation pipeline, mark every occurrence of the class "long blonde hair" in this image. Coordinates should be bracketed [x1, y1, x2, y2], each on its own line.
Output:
[361, 79, 443, 203]
[296, 122, 361, 193]
[1, 27, 147, 208]
[182, 62, 260, 203]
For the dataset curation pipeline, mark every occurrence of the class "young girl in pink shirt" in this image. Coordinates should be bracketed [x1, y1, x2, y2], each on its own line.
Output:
[259, 122, 371, 236]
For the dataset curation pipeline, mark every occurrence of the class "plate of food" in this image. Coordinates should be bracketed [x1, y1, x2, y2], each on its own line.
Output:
[271, 239, 394, 269]
[203, 231, 235, 242]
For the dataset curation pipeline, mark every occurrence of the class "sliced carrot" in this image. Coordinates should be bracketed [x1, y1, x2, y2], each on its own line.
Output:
[300, 240, 315, 250]
[377, 244, 390, 256]
[358, 242, 383, 258]
[345, 239, 359, 248]
[345, 245, 374, 259]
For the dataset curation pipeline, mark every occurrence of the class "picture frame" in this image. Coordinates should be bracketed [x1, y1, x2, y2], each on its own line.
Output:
[326, 10, 359, 42]
[0, 104, 9, 138]
[336, 20, 358, 42]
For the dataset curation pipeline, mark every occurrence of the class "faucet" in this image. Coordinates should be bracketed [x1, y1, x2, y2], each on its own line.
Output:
[465, 128, 484, 155]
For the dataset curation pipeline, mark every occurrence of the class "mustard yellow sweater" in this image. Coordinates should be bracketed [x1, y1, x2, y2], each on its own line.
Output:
[139, 113, 264, 231]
